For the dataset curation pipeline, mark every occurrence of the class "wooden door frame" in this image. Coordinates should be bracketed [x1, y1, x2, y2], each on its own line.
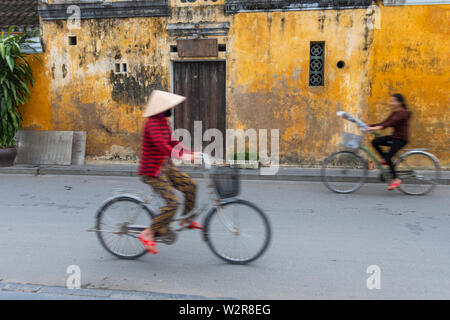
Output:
[169, 58, 227, 140]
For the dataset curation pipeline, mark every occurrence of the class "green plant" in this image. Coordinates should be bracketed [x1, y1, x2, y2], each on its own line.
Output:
[231, 151, 260, 162]
[0, 27, 39, 148]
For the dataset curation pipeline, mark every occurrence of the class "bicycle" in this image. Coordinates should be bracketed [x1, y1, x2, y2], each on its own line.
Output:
[88, 154, 271, 264]
[321, 111, 441, 195]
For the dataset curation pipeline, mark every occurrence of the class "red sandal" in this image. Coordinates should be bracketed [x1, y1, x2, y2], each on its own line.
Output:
[387, 181, 402, 191]
[138, 234, 158, 254]
[179, 221, 203, 230]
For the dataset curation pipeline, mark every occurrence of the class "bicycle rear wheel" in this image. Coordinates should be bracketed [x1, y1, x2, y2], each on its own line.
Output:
[96, 196, 155, 259]
[203, 200, 271, 265]
[321, 151, 368, 194]
[395, 152, 441, 195]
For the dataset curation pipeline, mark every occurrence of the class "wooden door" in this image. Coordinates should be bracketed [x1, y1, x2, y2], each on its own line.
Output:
[173, 61, 226, 154]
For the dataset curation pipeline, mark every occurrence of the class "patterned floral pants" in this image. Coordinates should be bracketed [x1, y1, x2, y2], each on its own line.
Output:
[142, 160, 197, 234]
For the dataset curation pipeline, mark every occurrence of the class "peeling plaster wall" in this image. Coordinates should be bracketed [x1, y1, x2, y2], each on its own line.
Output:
[22, 0, 449, 166]
[38, 17, 169, 159]
[22, 1, 376, 163]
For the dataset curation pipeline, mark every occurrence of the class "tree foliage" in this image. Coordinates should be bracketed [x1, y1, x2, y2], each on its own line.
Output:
[0, 27, 39, 148]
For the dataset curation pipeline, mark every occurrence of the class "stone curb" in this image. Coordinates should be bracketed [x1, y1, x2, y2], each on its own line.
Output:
[0, 165, 449, 185]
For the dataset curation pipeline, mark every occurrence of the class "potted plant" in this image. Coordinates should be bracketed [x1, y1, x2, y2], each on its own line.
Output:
[0, 27, 37, 166]
[229, 151, 260, 169]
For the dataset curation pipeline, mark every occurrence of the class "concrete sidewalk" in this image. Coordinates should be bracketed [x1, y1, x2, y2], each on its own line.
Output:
[1, 163, 449, 184]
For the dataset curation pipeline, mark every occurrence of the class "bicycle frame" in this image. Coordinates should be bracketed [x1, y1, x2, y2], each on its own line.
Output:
[168, 154, 236, 231]
[90, 154, 237, 236]
[356, 135, 437, 182]
[336, 111, 440, 184]
[357, 134, 392, 178]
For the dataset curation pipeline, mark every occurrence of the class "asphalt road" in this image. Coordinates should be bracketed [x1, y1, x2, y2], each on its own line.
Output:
[0, 174, 449, 299]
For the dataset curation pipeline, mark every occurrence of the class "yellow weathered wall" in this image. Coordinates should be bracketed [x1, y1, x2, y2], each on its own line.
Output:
[22, 2, 378, 164]
[21, 54, 52, 130]
[23, 0, 449, 166]
[168, 1, 375, 164]
[227, 9, 374, 164]
[369, 3, 450, 167]
[35, 0, 230, 161]
[40, 17, 169, 159]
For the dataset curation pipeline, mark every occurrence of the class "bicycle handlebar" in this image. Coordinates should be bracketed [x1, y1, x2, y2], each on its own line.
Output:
[336, 111, 374, 133]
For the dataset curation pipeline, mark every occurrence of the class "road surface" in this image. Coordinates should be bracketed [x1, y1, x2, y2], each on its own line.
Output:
[0, 174, 449, 299]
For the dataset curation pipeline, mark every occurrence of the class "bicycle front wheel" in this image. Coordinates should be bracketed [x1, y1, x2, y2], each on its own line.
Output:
[395, 152, 441, 195]
[96, 196, 155, 259]
[203, 200, 271, 264]
[321, 151, 368, 194]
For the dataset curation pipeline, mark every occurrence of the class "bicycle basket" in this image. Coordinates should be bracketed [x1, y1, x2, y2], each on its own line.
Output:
[342, 132, 363, 149]
[210, 166, 240, 199]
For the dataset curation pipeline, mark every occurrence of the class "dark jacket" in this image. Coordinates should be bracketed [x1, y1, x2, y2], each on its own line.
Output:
[371, 109, 411, 141]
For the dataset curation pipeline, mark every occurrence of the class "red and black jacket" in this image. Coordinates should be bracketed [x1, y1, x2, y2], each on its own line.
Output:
[139, 114, 190, 177]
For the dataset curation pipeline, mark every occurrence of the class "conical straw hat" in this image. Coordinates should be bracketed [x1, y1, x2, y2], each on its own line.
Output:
[142, 90, 186, 117]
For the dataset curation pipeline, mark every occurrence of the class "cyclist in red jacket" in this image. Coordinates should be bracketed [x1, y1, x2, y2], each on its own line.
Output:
[366, 94, 411, 191]
[138, 90, 202, 254]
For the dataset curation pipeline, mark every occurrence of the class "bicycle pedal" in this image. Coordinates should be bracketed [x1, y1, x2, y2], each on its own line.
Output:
[155, 230, 177, 245]
[154, 233, 167, 240]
